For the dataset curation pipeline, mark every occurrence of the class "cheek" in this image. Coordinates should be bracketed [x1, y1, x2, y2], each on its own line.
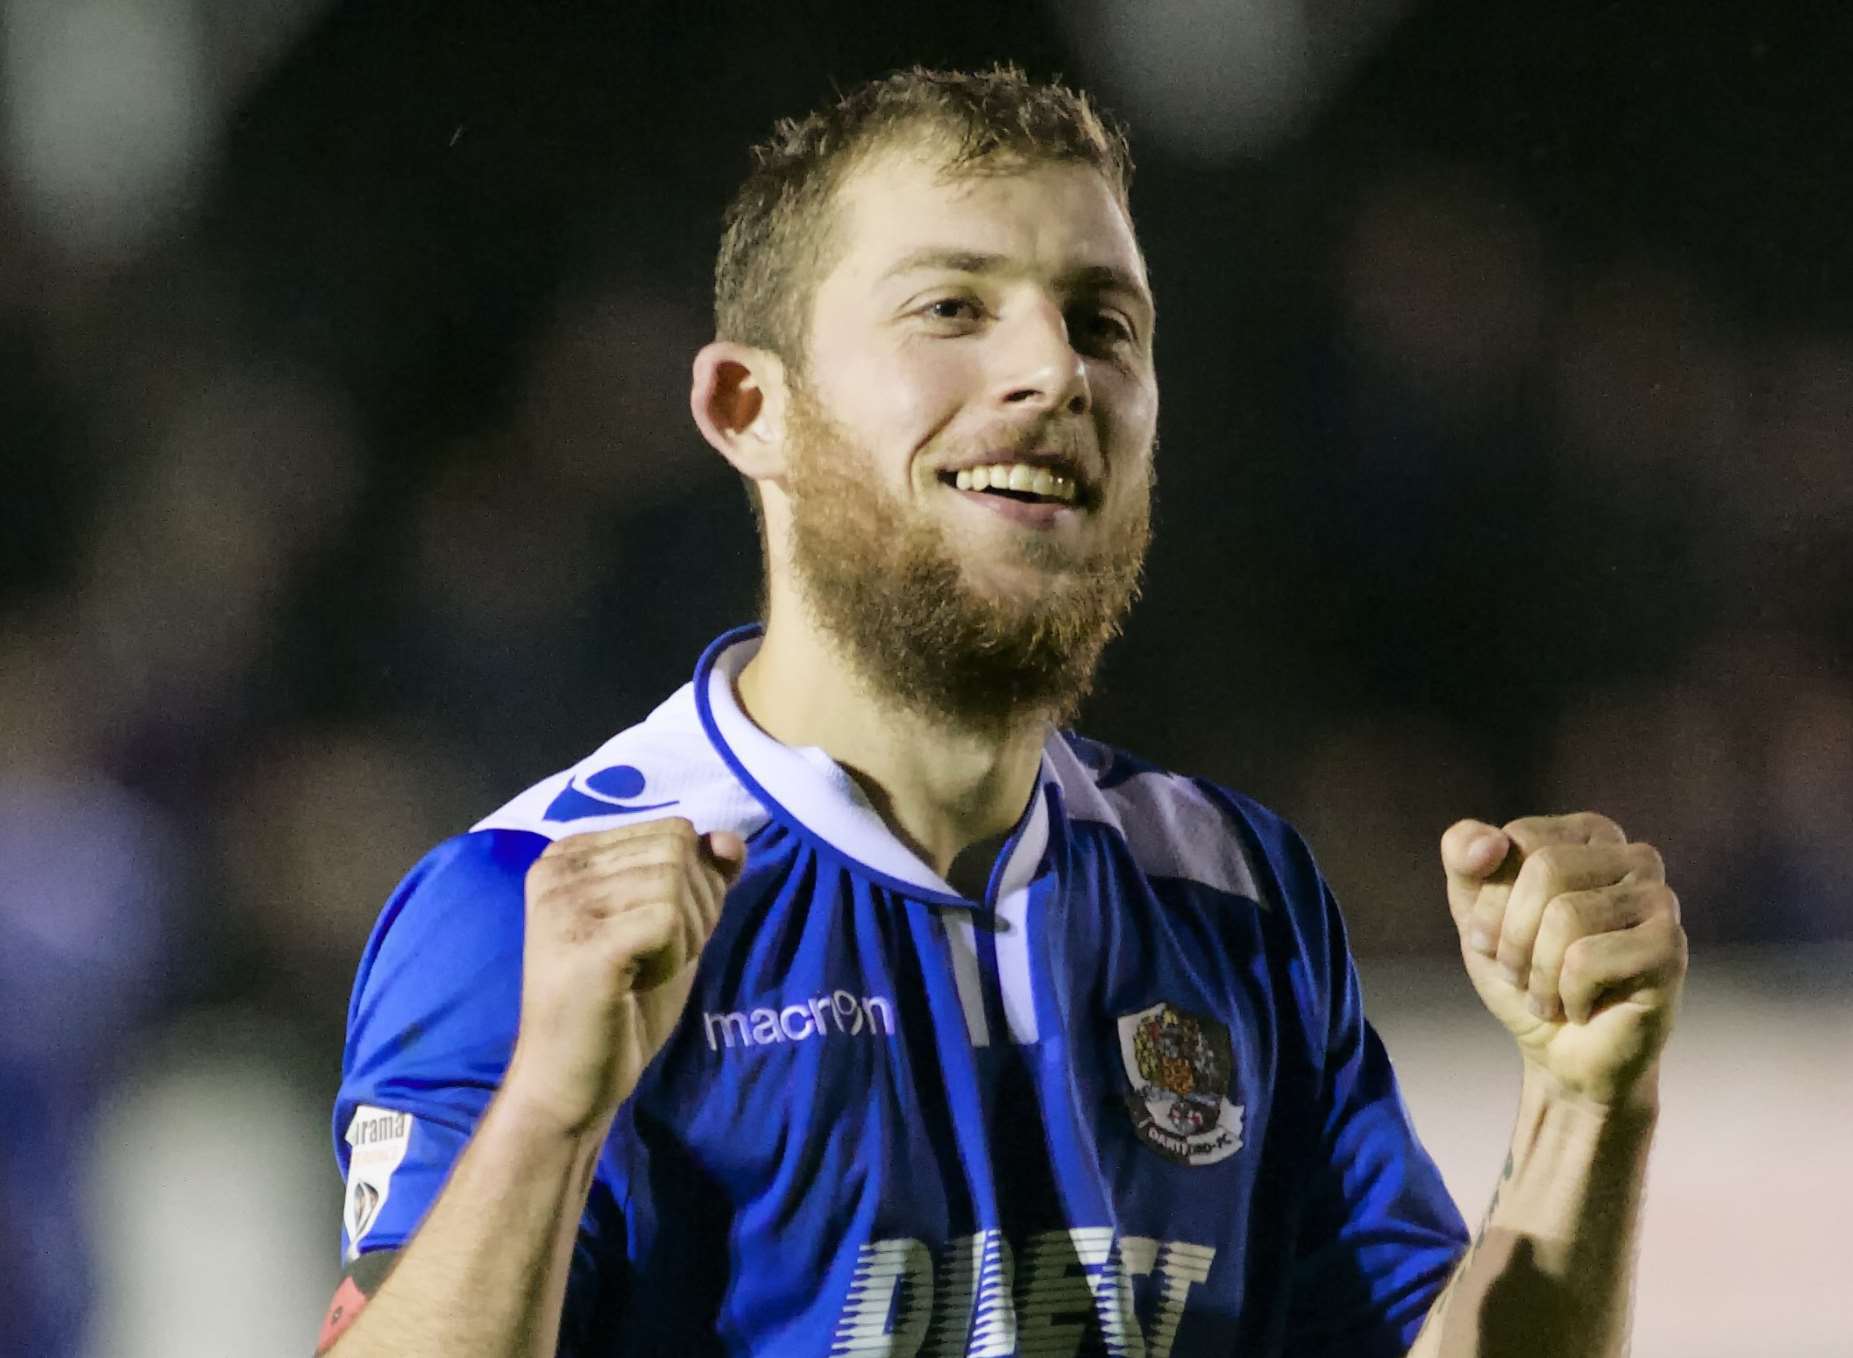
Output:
[1100, 373, 1158, 458]
[889, 336, 980, 411]
[823, 343, 976, 460]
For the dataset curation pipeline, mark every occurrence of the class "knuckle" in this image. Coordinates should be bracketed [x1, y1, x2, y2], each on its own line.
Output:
[1494, 899, 1533, 937]
[635, 838, 687, 869]
[1560, 932, 1596, 976]
[630, 860, 685, 897]
[633, 819, 698, 862]
[538, 847, 592, 879]
[637, 896, 679, 929]
[1580, 810, 1626, 840]
[1493, 924, 1527, 956]
[525, 858, 571, 898]
[615, 902, 677, 953]
[1537, 892, 1582, 943]
[623, 894, 675, 927]
[1629, 842, 1666, 879]
[1533, 814, 1586, 844]
[1501, 817, 1549, 852]
[1529, 843, 1570, 882]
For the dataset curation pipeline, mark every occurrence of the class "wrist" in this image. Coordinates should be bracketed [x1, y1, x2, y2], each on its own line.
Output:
[497, 1059, 623, 1145]
[1517, 1058, 1661, 1135]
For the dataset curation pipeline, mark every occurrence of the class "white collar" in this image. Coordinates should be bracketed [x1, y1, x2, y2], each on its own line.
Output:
[693, 626, 1055, 906]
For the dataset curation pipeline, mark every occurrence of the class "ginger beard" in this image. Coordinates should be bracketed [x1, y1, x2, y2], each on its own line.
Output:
[779, 380, 1152, 735]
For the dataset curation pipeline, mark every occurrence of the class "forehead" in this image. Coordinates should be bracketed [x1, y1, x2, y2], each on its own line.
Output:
[819, 149, 1148, 300]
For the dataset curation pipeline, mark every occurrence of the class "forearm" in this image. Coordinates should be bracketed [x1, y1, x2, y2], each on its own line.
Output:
[1407, 1066, 1659, 1358]
[329, 1090, 611, 1358]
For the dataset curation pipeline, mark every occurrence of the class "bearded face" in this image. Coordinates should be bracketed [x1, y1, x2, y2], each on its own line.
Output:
[779, 378, 1152, 735]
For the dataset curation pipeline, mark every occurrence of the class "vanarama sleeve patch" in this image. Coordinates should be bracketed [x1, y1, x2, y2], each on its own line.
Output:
[342, 1104, 414, 1259]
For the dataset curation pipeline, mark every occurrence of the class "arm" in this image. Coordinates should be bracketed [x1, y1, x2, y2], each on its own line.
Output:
[317, 1092, 609, 1357]
[321, 820, 745, 1357]
[1406, 1070, 1656, 1356]
[1409, 813, 1686, 1358]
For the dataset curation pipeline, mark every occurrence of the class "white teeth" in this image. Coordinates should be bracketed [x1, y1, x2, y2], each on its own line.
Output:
[950, 461, 1080, 503]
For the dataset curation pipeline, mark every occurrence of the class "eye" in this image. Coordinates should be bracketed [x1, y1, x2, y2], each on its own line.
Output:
[919, 296, 983, 324]
[1072, 307, 1136, 350]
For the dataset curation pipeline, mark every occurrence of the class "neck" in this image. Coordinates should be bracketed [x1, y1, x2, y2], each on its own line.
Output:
[736, 610, 1050, 890]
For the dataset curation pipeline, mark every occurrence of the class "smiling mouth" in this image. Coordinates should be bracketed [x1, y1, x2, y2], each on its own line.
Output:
[937, 464, 1084, 507]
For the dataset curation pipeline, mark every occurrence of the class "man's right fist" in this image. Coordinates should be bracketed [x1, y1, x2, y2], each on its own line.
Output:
[504, 818, 746, 1135]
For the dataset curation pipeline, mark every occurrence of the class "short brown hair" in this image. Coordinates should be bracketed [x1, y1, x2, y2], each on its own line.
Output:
[713, 64, 1134, 370]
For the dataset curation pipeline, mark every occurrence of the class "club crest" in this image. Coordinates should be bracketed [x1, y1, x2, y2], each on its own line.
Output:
[1117, 1001, 1244, 1165]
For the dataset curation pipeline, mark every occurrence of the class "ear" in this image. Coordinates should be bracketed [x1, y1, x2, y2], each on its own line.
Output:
[690, 341, 788, 484]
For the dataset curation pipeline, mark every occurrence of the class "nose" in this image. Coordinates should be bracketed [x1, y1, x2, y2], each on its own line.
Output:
[990, 298, 1091, 417]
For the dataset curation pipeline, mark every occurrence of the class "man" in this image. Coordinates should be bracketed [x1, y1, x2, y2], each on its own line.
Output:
[321, 67, 1686, 1357]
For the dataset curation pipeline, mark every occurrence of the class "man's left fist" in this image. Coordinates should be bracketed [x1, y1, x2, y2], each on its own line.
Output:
[1441, 813, 1688, 1108]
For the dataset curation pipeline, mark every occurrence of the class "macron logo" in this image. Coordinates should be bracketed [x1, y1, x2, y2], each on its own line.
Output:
[545, 763, 678, 822]
[703, 989, 895, 1052]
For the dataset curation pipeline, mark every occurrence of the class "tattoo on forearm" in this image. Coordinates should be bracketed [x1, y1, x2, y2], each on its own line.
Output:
[1469, 1150, 1518, 1257]
[1429, 1149, 1516, 1323]
[314, 1249, 400, 1355]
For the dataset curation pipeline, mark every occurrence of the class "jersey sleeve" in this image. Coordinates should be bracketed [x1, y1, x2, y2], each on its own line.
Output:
[332, 829, 541, 1261]
[331, 828, 636, 1353]
[1279, 837, 1470, 1356]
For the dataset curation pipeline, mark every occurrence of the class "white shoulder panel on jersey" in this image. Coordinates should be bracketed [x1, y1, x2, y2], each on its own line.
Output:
[472, 682, 772, 844]
[1046, 737, 1265, 907]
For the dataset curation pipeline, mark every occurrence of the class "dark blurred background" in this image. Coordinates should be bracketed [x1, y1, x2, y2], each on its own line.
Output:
[4, 2, 1848, 1354]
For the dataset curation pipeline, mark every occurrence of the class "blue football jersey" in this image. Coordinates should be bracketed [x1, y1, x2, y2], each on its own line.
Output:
[334, 626, 1467, 1356]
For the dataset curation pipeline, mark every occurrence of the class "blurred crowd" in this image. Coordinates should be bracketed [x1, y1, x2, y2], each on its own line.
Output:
[3, 2, 1847, 1352]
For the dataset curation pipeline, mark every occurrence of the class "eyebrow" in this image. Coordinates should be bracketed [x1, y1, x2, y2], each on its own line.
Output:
[881, 247, 1154, 318]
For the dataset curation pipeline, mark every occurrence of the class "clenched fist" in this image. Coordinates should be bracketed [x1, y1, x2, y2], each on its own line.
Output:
[1441, 813, 1687, 1109]
[504, 818, 746, 1135]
